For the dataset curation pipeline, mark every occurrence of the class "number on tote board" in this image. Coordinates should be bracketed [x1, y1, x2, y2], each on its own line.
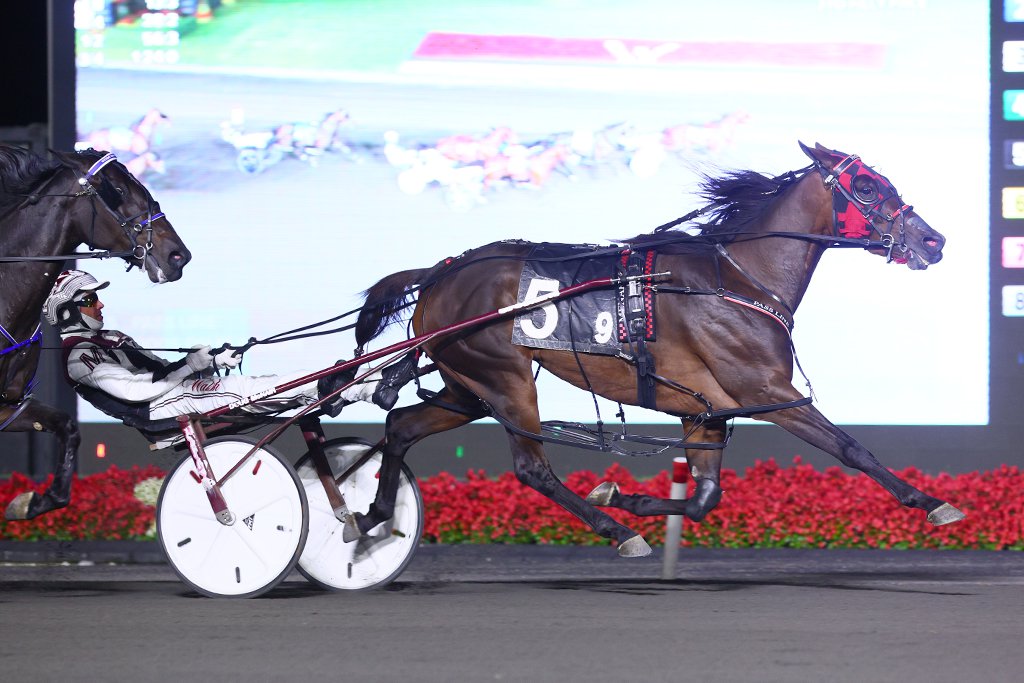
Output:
[1004, 237, 1024, 268]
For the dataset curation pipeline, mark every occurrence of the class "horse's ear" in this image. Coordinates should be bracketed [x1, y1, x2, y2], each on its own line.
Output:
[798, 141, 841, 169]
[49, 149, 78, 167]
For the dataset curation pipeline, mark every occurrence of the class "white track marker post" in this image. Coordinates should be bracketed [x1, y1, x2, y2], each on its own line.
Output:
[661, 456, 689, 580]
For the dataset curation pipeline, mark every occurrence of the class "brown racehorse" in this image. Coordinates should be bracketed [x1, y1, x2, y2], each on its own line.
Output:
[352, 142, 964, 556]
[0, 146, 191, 520]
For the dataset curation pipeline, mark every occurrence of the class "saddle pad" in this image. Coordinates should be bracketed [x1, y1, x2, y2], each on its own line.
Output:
[512, 244, 654, 355]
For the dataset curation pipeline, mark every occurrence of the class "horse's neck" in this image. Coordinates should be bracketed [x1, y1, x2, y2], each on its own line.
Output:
[722, 176, 830, 315]
[0, 194, 81, 336]
[7, 192, 80, 256]
[0, 262, 52, 401]
[135, 112, 158, 136]
[0, 262, 60, 340]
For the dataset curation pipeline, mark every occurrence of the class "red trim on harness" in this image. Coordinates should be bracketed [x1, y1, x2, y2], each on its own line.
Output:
[722, 296, 792, 336]
[617, 249, 657, 343]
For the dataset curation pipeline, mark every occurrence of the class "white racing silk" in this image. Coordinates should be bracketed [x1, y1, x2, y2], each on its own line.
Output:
[59, 325, 359, 420]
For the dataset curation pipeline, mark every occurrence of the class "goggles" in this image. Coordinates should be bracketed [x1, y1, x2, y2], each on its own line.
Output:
[76, 292, 100, 308]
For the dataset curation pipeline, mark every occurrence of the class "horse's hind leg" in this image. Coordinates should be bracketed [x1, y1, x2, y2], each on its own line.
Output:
[3, 403, 80, 520]
[506, 429, 652, 557]
[766, 403, 964, 525]
[478, 379, 650, 556]
[366, 378, 651, 556]
[587, 419, 726, 522]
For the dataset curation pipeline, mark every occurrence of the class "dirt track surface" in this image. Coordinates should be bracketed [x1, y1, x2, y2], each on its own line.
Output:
[2, 545, 1022, 682]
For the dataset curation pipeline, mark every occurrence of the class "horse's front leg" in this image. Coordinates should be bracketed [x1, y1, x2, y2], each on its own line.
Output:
[3, 403, 80, 520]
[586, 419, 726, 522]
[765, 403, 965, 525]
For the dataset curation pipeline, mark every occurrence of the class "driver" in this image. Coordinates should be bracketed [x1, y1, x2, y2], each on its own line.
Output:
[42, 270, 416, 423]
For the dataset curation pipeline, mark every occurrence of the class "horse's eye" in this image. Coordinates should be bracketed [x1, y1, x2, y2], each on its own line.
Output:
[856, 182, 876, 199]
[117, 187, 126, 196]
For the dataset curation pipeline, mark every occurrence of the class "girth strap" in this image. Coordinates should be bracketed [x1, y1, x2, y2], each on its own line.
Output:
[616, 250, 658, 410]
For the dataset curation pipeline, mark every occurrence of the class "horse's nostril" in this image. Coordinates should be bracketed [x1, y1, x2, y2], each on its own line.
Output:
[925, 238, 939, 248]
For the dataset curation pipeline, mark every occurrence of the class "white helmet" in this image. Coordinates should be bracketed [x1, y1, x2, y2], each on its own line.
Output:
[42, 270, 109, 329]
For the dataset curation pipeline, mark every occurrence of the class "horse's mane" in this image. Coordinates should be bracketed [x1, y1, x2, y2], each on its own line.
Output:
[0, 146, 64, 216]
[623, 164, 814, 252]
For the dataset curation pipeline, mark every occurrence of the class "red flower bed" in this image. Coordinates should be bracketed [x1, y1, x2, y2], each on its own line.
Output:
[0, 465, 163, 541]
[418, 458, 1024, 550]
[2, 458, 1023, 549]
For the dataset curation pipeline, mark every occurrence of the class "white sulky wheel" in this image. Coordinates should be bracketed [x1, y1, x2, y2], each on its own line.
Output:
[157, 437, 308, 598]
[295, 438, 423, 591]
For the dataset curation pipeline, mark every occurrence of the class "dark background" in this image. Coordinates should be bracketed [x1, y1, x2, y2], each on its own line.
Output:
[0, 1, 1016, 482]
[0, 1, 79, 482]
[1, 6, 47, 127]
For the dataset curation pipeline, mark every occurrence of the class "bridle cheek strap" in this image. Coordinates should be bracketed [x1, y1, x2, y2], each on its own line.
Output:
[123, 211, 164, 268]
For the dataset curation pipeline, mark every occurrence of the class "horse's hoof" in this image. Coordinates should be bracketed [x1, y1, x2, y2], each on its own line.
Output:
[341, 514, 362, 543]
[617, 535, 652, 558]
[586, 482, 619, 506]
[927, 502, 966, 526]
[4, 492, 34, 521]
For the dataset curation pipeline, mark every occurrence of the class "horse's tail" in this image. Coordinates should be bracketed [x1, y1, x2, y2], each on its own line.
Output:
[355, 267, 432, 350]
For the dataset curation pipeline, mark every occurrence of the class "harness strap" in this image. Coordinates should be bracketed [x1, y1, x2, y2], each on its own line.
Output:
[0, 250, 134, 263]
[657, 285, 793, 334]
[715, 243, 793, 316]
[415, 386, 489, 418]
[653, 284, 815, 402]
[486, 406, 734, 453]
[0, 396, 33, 432]
[0, 325, 42, 402]
[0, 324, 42, 355]
[83, 152, 117, 179]
[699, 396, 813, 421]
[616, 250, 659, 411]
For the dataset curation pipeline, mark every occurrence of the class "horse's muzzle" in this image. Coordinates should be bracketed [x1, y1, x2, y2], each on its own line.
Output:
[904, 216, 945, 269]
[148, 247, 191, 282]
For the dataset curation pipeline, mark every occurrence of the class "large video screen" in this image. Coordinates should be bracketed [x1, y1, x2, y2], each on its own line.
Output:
[74, 0, 989, 426]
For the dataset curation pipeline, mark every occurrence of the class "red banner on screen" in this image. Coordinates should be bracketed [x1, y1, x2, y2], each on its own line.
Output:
[414, 32, 886, 69]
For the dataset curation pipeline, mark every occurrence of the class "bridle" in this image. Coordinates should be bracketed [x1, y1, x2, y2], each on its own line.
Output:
[73, 152, 165, 272]
[813, 153, 914, 264]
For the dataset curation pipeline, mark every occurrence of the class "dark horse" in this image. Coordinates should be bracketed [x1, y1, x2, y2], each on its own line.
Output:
[1, 145, 191, 520]
[353, 142, 965, 556]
